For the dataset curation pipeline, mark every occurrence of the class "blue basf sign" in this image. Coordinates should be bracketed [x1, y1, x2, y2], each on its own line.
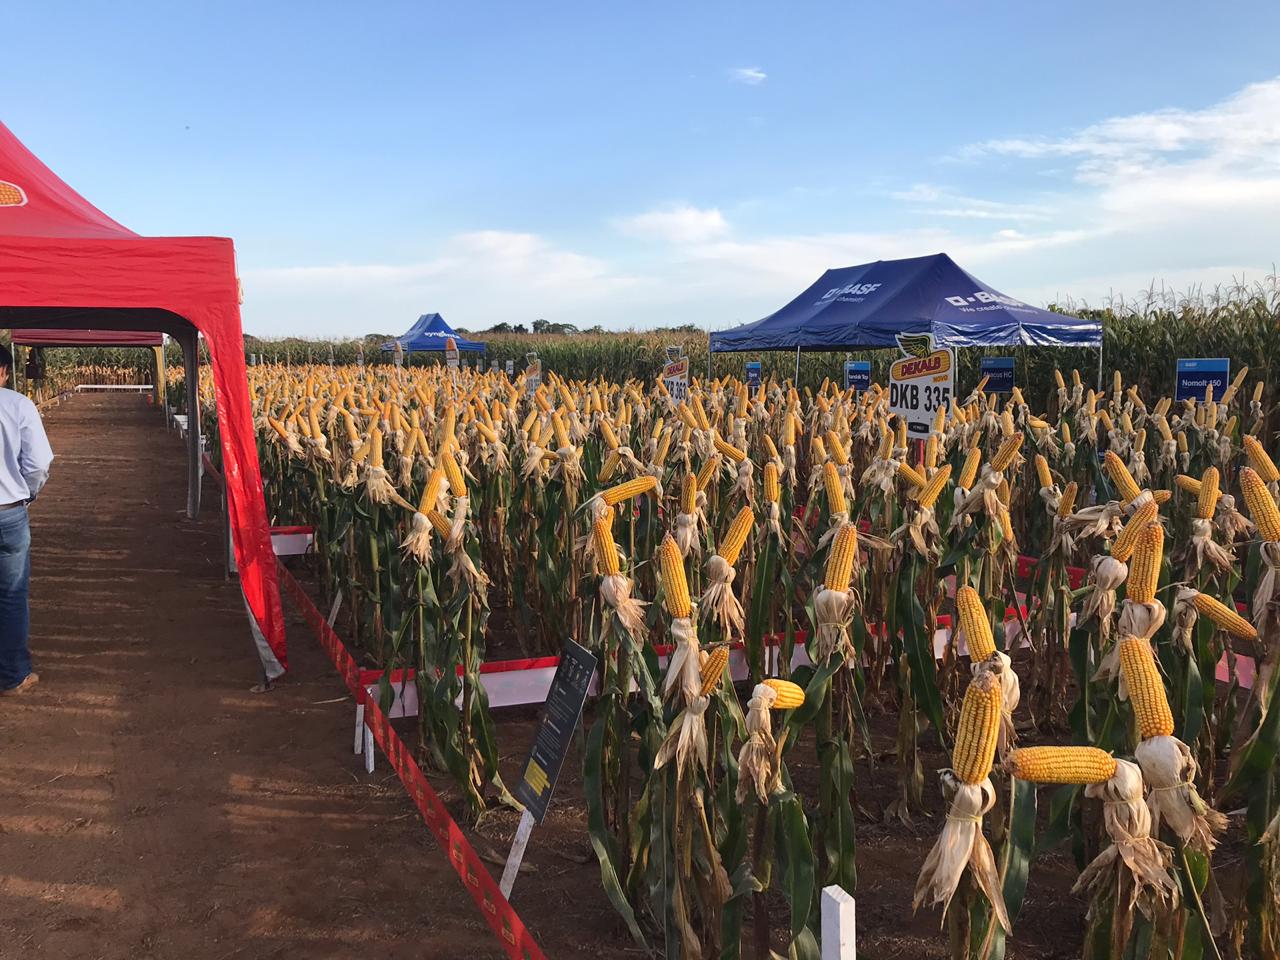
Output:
[844, 360, 871, 392]
[980, 356, 1015, 393]
[1175, 358, 1230, 402]
[745, 361, 762, 393]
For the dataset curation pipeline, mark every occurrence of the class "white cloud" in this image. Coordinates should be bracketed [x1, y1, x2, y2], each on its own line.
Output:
[728, 66, 767, 85]
[614, 204, 730, 244]
[242, 230, 645, 336]
[241, 77, 1280, 336]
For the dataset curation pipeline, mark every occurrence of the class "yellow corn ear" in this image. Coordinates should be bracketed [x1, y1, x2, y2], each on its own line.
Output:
[1152, 489, 1171, 505]
[1104, 451, 1142, 503]
[1058, 481, 1078, 518]
[443, 450, 466, 497]
[697, 455, 722, 490]
[990, 432, 1024, 472]
[599, 449, 621, 483]
[718, 506, 755, 566]
[826, 430, 849, 467]
[823, 462, 847, 515]
[898, 461, 927, 489]
[762, 678, 805, 710]
[714, 434, 747, 463]
[824, 522, 858, 593]
[1241, 467, 1280, 541]
[1175, 474, 1202, 495]
[681, 474, 697, 514]
[1009, 746, 1117, 784]
[600, 419, 620, 450]
[915, 464, 952, 509]
[1191, 592, 1258, 640]
[1117, 636, 1175, 739]
[1127, 521, 1163, 604]
[700, 647, 730, 696]
[1035, 454, 1053, 490]
[601, 475, 657, 506]
[419, 467, 445, 513]
[1111, 500, 1159, 564]
[952, 672, 1002, 784]
[958, 447, 982, 490]
[956, 586, 996, 661]
[763, 461, 781, 503]
[426, 509, 452, 538]
[593, 517, 621, 576]
[1197, 466, 1220, 519]
[658, 534, 691, 618]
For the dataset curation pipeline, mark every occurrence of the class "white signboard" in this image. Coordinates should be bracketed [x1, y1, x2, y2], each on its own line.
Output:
[888, 333, 953, 437]
[445, 344, 460, 371]
[505, 359, 515, 376]
[662, 357, 690, 403]
[525, 356, 542, 393]
[392, 341, 405, 368]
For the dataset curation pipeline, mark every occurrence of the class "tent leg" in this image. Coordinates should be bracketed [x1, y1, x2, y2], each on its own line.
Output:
[155, 344, 167, 410]
[180, 330, 202, 520]
[794, 345, 801, 385]
[1096, 343, 1104, 393]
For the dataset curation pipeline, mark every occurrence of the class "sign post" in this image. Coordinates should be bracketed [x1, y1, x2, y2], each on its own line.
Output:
[888, 333, 954, 438]
[843, 359, 871, 393]
[979, 356, 1015, 394]
[502, 638, 598, 898]
[392, 340, 404, 369]
[662, 356, 690, 403]
[445, 337, 460, 372]
[745, 360, 762, 395]
[1175, 358, 1229, 402]
[525, 353, 542, 394]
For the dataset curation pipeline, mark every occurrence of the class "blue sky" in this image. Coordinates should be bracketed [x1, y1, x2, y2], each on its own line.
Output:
[4, 1, 1280, 336]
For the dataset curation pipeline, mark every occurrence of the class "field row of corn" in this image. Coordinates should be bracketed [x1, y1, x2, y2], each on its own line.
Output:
[198, 355, 1280, 959]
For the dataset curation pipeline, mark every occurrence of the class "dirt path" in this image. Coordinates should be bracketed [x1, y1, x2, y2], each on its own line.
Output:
[0, 394, 513, 959]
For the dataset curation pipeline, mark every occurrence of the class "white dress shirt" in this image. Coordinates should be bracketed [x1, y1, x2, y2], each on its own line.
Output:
[0, 387, 54, 504]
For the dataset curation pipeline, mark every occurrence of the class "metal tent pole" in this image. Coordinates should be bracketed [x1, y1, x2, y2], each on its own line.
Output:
[794, 345, 801, 385]
[1096, 342, 1104, 392]
[180, 329, 202, 520]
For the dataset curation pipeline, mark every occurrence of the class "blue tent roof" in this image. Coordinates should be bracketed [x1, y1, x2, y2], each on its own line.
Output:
[709, 254, 1100, 352]
[380, 313, 486, 353]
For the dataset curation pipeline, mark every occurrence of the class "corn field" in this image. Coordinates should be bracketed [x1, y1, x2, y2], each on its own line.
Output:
[191, 345, 1280, 960]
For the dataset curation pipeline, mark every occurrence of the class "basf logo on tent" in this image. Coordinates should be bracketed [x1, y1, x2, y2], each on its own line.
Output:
[817, 282, 882, 304]
[0, 180, 28, 206]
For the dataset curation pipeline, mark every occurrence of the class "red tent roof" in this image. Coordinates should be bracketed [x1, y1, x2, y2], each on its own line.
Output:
[0, 121, 287, 676]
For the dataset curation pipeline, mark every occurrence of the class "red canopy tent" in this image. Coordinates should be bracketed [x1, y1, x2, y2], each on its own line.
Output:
[0, 121, 287, 678]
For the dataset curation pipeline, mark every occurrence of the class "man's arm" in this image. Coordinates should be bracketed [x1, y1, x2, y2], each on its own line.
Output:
[18, 402, 54, 501]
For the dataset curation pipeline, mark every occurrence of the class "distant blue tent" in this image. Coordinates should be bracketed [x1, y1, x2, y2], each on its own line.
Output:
[709, 254, 1100, 352]
[381, 313, 486, 353]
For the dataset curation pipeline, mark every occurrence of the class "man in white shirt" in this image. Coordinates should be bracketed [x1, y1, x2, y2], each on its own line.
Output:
[0, 344, 53, 695]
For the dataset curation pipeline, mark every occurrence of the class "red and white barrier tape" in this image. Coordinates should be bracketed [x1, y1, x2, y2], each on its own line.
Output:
[277, 560, 548, 960]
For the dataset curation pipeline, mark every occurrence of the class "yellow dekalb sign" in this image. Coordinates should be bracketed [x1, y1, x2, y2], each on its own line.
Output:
[888, 333, 954, 436]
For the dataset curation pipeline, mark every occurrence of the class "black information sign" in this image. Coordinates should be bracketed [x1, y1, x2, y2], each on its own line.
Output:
[514, 638, 598, 824]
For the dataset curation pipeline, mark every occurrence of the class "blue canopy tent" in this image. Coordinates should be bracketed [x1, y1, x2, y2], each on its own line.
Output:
[381, 312, 486, 354]
[709, 253, 1101, 380]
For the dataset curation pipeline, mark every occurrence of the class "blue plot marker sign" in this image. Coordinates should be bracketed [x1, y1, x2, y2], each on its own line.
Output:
[980, 356, 1015, 393]
[1175, 358, 1230, 402]
[844, 360, 871, 393]
[745, 361, 762, 394]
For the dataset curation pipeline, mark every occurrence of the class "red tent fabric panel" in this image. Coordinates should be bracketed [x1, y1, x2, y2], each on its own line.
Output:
[0, 120, 287, 676]
[12, 328, 163, 347]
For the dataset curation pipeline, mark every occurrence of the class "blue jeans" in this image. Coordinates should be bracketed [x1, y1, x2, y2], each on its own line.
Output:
[0, 506, 32, 691]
